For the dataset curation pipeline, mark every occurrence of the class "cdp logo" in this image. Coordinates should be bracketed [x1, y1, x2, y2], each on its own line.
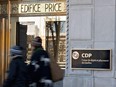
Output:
[72, 51, 79, 60]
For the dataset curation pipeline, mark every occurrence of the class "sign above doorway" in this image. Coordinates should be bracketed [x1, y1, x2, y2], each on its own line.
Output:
[19, 2, 66, 14]
[0, 1, 66, 16]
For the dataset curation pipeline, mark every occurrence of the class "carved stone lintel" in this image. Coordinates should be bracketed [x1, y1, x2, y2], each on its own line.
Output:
[11, 4, 19, 14]
[1, 4, 7, 14]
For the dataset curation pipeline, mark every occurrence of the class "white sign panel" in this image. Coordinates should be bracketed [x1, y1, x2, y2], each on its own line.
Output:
[19, 2, 66, 14]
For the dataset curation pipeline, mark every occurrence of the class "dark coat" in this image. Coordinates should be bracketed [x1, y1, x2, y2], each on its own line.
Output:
[28, 48, 53, 87]
[3, 56, 28, 87]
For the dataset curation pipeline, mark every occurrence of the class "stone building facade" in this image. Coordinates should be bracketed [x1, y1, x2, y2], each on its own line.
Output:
[64, 0, 116, 87]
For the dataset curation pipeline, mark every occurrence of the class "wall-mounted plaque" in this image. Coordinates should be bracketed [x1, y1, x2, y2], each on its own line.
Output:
[71, 49, 111, 70]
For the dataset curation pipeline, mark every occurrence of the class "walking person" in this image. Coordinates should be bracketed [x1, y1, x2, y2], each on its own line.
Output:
[28, 36, 53, 87]
[3, 46, 29, 87]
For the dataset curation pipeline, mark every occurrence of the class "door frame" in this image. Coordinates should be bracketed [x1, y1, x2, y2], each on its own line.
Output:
[0, 17, 10, 85]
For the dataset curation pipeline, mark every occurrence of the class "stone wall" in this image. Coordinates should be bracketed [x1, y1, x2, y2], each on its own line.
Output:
[64, 0, 116, 87]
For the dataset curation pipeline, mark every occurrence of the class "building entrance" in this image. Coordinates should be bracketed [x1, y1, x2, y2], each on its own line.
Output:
[0, 1, 66, 86]
[16, 16, 66, 68]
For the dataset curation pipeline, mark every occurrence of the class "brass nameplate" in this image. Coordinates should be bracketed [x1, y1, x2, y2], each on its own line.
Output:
[71, 49, 111, 70]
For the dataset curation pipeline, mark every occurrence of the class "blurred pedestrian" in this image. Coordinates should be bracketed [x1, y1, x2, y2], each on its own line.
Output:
[3, 46, 28, 87]
[28, 36, 53, 87]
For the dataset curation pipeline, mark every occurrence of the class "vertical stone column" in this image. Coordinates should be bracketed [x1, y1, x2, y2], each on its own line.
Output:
[0, 18, 5, 86]
[10, 17, 19, 47]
